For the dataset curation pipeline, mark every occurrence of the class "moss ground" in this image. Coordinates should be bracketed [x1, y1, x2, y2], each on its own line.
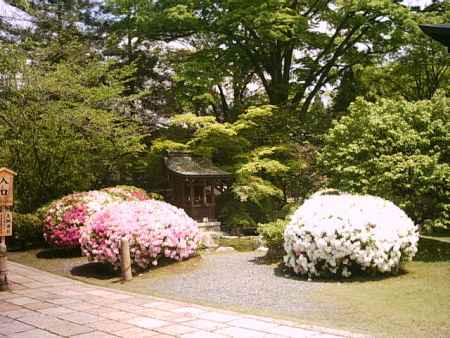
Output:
[216, 236, 260, 251]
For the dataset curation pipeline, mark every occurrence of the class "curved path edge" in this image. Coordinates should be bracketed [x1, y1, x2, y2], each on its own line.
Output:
[0, 262, 370, 338]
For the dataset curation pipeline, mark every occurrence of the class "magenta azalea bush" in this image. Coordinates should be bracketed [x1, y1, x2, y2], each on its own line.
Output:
[43, 186, 149, 248]
[80, 200, 201, 270]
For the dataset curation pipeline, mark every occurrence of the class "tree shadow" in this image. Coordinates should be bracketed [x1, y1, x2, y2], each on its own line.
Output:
[71, 262, 119, 280]
[250, 254, 282, 265]
[271, 263, 408, 284]
[69, 255, 202, 281]
[36, 247, 82, 259]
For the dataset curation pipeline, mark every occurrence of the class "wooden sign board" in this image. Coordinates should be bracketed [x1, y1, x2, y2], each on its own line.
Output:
[0, 211, 12, 237]
[0, 168, 16, 207]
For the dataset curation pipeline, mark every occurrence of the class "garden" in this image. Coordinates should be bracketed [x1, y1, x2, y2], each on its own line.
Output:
[1, 1, 450, 337]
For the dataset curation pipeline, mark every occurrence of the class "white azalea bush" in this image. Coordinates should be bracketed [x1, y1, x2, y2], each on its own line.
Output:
[284, 192, 419, 278]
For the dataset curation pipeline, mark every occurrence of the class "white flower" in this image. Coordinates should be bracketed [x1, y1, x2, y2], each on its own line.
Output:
[284, 192, 419, 278]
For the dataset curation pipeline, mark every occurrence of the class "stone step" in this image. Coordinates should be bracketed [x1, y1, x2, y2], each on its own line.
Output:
[198, 221, 221, 233]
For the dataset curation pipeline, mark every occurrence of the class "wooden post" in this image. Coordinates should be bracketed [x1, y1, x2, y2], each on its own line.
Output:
[0, 168, 15, 292]
[203, 180, 207, 206]
[0, 236, 8, 291]
[190, 180, 195, 207]
[120, 238, 132, 281]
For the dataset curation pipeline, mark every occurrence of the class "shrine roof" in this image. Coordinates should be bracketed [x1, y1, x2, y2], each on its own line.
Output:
[164, 152, 232, 178]
[420, 24, 450, 49]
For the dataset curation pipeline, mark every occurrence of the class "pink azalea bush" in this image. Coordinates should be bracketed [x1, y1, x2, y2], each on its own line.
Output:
[80, 200, 201, 270]
[43, 186, 149, 248]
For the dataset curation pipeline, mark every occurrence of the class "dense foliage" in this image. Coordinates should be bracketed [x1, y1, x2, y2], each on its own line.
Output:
[108, 0, 415, 114]
[0, 40, 145, 213]
[153, 105, 322, 231]
[0, 1, 448, 233]
[9, 212, 43, 250]
[257, 219, 288, 257]
[319, 94, 450, 232]
[284, 192, 419, 278]
[80, 200, 201, 270]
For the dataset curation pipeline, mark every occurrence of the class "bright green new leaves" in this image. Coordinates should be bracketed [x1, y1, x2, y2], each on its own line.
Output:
[319, 93, 450, 232]
[151, 139, 188, 153]
[154, 105, 299, 209]
[170, 113, 217, 130]
[235, 146, 290, 203]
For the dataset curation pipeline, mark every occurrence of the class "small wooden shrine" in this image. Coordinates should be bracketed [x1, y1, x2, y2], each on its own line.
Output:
[164, 152, 232, 222]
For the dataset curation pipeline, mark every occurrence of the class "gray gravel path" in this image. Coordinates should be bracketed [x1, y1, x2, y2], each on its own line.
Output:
[119, 251, 324, 319]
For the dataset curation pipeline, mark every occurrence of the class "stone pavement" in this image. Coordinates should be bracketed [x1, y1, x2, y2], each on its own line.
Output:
[0, 262, 369, 338]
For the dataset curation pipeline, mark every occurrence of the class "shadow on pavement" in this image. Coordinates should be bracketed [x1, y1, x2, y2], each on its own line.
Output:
[70, 262, 119, 280]
[36, 247, 82, 259]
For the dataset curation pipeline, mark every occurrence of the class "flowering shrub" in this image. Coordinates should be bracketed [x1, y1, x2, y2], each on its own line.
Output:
[43, 186, 149, 248]
[80, 200, 201, 270]
[284, 192, 419, 278]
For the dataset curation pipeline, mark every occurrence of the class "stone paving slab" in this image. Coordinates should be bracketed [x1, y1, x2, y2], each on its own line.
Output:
[2, 262, 371, 338]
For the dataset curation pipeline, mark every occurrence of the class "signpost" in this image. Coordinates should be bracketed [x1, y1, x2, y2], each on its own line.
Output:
[0, 168, 16, 291]
[0, 211, 12, 237]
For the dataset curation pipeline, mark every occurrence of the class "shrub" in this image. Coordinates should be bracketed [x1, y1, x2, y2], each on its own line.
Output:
[79, 200, 201, 271]
[257, 219, 288, 257]
[284, 192, 419, 278]
[10, 213, 44, 250]
[148, 192, 165, 201]
[43, 186, 149, 248]
[318, 94, 450, 232]
[100, 185, 149, 201]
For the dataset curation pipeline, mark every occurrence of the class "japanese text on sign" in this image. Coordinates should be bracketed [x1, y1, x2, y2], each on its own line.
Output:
[0, 211, 12, 237]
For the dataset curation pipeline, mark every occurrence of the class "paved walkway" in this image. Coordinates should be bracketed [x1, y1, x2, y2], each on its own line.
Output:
[1, 262, 369, 338]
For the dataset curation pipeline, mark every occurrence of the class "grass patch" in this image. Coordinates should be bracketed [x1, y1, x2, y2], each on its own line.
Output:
[307, 238, 450, 337]
[217, 236, 260, 252]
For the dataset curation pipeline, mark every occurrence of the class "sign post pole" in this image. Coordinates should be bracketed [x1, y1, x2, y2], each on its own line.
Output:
[0, 168, 16, 291]
[0, 222, 7, 291]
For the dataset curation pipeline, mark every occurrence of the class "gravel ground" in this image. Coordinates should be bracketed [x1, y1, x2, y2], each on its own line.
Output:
[114, 250, 326, 319]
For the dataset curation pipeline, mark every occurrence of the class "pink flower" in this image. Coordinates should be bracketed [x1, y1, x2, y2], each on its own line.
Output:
[43, 186, 150, 248]
[80, 200, 200, 271]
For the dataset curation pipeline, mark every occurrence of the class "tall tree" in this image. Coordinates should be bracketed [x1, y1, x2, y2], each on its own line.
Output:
[331, 0, 450, 112]
[108, 0, 413, 117]
[0, 36, 145, 212]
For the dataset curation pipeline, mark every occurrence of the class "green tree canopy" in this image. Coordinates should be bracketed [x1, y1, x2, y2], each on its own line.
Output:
[319, 93, 450, 232]
[0, 36, 145, 212]
[108, 0, 415, 117]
